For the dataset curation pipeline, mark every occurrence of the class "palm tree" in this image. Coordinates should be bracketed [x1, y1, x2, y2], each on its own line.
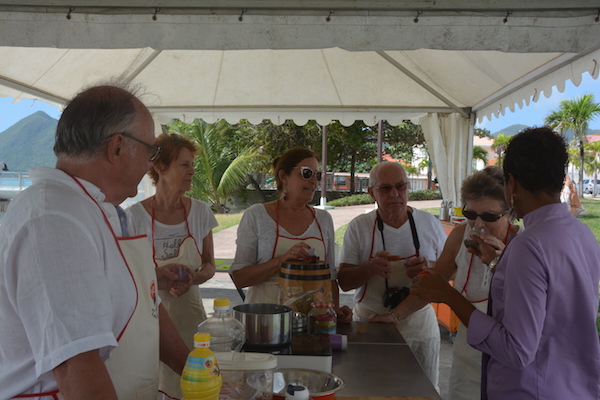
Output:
[584, 141, 600, 197]
[472, 145, 488, 170]
[545, 93, 600, 196]
[167, 119, 268, 213]
[492, 133, 512, 168]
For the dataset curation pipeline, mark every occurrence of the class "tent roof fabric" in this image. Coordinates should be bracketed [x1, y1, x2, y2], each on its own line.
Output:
[1, 1, 599, 125]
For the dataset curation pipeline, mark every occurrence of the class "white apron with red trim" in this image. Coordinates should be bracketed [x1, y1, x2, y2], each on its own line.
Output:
[104, 234, 161, 400]
[154, 236, 206, 400]
[352, 214, 439, 387]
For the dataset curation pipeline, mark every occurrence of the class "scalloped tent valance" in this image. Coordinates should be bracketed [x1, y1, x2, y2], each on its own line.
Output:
[0, 1, 599, 127]
[1, 1, 599, 205]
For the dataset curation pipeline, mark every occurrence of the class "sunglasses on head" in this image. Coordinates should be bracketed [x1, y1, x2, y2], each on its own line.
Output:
[295, 166, 322, 181]
[462, 206, 509, 222]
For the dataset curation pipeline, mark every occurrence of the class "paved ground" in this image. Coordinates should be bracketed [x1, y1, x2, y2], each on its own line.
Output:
[212, 199, 441, 258]
[205, 199, 452, 398]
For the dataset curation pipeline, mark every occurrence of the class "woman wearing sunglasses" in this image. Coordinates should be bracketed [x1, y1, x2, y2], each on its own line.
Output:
[436, 166, 521, 400]
[413, 128, 600, 400]
[230, 148, 352, 321]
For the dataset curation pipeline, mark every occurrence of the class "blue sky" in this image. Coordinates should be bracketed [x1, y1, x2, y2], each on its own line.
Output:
[1, 72, 600, 133]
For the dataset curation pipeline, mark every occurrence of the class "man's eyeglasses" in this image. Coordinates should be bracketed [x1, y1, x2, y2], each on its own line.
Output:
[462, 206, 509, 222]
[119, 133, 162, 162]
[374, 182, 410, 193]
[295, 166, 322, 181]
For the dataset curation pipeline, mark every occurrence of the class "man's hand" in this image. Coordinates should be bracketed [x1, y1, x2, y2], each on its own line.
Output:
[405, 256, 430, 279]
[366, 251, 400, 279]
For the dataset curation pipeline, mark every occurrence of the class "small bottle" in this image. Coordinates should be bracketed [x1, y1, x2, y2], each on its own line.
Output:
[308, 302, 337, 334]
[180, 332, 222, 400]
[197, 298, 246, 352]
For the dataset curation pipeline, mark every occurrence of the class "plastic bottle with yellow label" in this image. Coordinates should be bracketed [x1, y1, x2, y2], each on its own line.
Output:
[180, 332, 222, 400]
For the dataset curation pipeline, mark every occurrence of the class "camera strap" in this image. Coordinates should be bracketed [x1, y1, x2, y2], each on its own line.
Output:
[376, 209, 420, 291]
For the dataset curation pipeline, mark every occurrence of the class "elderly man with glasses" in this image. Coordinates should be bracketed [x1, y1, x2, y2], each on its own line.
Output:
[0, 85, 189, 400]
[338, 161, 447, 388]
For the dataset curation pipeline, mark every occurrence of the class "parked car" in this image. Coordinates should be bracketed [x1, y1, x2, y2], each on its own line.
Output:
[582, 179, 600, 194]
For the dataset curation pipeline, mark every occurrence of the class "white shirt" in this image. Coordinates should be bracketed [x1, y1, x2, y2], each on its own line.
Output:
[126, 198, 218, 260]
[230, 204, 336, 302]
[0, 167, 136, 399]
[340, 208, 447, 314]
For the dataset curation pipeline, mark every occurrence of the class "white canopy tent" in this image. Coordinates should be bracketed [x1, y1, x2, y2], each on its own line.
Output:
[1, 1, 599, 204]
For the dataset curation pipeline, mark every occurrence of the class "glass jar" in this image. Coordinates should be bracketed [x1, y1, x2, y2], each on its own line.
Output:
[308, 302, 337, 334]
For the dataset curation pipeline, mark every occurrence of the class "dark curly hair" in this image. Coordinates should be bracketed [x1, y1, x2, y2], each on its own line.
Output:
[461, 166, 508, 210]
[503, 127, 567, 195]
[272, 148, 319, 193]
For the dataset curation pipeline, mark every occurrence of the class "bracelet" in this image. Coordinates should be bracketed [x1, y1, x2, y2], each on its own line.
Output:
[487, 257, 500, 272]
[390, 310, 400, 324]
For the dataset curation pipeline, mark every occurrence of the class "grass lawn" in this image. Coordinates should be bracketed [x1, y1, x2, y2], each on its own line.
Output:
[213, 212, 244, 233]
[216, 199, 600, 244]
[333, 199, 600, 246]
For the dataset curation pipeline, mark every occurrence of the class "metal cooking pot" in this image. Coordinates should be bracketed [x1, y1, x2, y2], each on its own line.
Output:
[233, 303, 292, 346]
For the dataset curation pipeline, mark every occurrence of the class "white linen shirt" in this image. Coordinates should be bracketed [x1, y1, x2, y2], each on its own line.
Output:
[0, 167, 136, 399]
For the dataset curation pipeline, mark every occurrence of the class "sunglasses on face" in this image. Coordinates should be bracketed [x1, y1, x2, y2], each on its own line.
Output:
[462, 206, 509, 222]
[374, 181, 410, 194]
[295, 166, 322, 181]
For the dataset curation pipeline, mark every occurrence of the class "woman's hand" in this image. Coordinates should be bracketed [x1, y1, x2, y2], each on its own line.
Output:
[411, 267, 454, 304]
[156, 264, 194, 297]
[282, 243, 312, 263]
[369, 312, 399, 324]
[336, 305, 353, 323]
[470, 234, 502, 266]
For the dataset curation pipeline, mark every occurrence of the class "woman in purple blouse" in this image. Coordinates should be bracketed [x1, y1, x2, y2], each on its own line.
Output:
[413, 127, 600, 400]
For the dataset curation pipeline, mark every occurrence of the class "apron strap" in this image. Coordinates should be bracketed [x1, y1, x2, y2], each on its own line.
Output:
[14, 390, 59, 399]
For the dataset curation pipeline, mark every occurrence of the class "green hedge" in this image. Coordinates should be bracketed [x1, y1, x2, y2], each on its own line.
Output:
[326, 190, 442, 207]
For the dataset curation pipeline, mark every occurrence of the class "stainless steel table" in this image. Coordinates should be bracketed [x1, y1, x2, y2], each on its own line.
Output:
[333, 322, 441, 399]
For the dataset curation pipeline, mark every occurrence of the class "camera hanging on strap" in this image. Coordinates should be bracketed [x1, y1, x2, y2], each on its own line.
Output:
[377, 210, 420, 311]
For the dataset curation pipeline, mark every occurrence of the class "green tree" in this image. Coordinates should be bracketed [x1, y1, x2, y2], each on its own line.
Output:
[327, 121, 377, 193]
[492, 133, 512, 168]
[545, 93, 600, 196]
[232, 119, 323, 158]
[167, 119, 268, 213]
[472, 145, 488, 169]
[584, 141, 600, 197]
[475, 127, 492, 139]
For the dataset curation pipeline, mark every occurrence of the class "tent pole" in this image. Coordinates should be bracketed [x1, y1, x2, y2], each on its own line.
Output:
[468, 112, 475, 176]
[317, 124, 333, 209]
[377, 120, 383, 163]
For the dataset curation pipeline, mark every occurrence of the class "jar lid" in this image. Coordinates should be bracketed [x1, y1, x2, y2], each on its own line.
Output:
[214, 352, 277, 370]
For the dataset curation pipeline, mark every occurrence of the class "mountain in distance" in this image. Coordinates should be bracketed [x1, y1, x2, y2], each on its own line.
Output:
[491, 124, 600, 142]
[0, 111, 58, 172]
[490, 124, 528, 137]
[2, 114, 600, 173]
